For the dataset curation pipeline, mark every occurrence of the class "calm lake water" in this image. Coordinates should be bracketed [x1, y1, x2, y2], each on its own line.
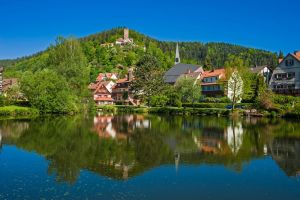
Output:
[0, 114, 300, 200]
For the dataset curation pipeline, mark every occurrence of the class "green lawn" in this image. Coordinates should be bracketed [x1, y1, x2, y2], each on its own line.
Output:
[0, 106, 39, 117]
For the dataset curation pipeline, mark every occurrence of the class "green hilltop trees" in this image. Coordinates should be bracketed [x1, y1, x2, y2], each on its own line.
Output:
[20, 37, 90, 113]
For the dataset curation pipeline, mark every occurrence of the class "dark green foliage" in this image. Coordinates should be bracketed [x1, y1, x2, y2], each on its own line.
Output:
[47, 37, 90, 97]
[0, 95, 5, 106]
[132, 54, 166, 103]
[278, 50, 284, 59]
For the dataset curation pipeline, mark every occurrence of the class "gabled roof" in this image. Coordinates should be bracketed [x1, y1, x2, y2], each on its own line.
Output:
[96, 73, 118, 82]
[202, 68, 226, 78]
[279, 52, 300, 65]
[94, 81, 114, 94]
[164, 63, 203, 83]
[291, 52, 300, 61]
[179, 72, 201, 80]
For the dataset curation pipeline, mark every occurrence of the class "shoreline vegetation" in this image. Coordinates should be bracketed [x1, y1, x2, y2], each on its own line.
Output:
[1, 99, 300, 119]
[95, 103, 300, 118]
[0, 106, 39, 118]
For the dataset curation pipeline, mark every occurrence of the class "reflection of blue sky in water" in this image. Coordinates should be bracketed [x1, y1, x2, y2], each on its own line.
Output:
[1, 115, 300, 199]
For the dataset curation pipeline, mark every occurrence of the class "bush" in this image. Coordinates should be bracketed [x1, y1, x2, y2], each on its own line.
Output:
[0, 95, 5, 107]
[148, 106, 230, 116]
[201, 96, 231, 103]
[98, 105, 116, 113]
[149, 95, 169, 107]
[284, 102, 300, 118]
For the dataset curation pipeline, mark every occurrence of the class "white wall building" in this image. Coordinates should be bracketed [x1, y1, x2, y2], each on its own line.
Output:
[269, 51, 300, 95]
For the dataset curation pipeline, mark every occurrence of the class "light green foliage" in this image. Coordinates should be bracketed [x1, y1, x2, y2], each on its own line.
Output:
[175, 76, 202, 103]
[225, 55, 257, 102]
[149, 95, 169, 107]
[5, 84, 23, 103]
[0, 105, 39, 117]
[18, 37, 91, 113]
[21, 69, 77, 113]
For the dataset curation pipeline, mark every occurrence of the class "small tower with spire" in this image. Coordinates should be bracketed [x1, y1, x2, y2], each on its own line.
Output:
[175, 43, 180, 65]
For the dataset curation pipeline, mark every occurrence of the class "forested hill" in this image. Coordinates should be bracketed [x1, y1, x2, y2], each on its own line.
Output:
[1, 27, 278, 79]
[81, 27, 278, 68]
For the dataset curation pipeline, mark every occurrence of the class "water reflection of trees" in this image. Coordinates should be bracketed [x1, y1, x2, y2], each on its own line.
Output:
[0, 119, 29, 150]
[2, 115, 300, 183]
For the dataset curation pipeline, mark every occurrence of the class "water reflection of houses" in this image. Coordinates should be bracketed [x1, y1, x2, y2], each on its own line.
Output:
[268, 137, 300, 177]
[193, 122, 244, 155]
[93, 114, 151, 139]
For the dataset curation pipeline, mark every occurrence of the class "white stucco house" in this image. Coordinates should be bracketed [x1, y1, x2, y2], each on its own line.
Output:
[269, 51, 300, 95]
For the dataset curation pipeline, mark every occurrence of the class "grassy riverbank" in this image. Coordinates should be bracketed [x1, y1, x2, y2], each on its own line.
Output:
[0, 106, 39, 118]
[96, 105, 232, 116]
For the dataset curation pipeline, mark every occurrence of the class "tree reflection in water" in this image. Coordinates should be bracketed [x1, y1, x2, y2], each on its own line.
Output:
[1, 114, 300, 183]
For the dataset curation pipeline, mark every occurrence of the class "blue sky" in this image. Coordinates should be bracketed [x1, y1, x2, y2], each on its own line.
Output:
[0, 0, 299, 59]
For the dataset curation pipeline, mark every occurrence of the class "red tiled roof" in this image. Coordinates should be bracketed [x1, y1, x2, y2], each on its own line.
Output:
[202, 69, 226, 78]
[292, 51, 300, 61]
[94, 81, 114, 94]
[96, 73, 118, 82]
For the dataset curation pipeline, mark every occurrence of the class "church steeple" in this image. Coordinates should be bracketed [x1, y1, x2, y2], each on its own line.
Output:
[175, 43, 180, 65]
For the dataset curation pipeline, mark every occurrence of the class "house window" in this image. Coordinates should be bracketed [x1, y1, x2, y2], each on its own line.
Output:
[287, 72, 295, 79]
[285, 59, 294, 66]
[282, 73, 287, 79]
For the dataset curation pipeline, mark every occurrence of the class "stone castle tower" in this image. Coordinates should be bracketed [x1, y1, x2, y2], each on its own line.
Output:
[124, 28, 129, 40]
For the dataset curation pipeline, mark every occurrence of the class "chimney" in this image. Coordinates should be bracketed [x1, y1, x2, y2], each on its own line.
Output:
[124, 28, 129, 40]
